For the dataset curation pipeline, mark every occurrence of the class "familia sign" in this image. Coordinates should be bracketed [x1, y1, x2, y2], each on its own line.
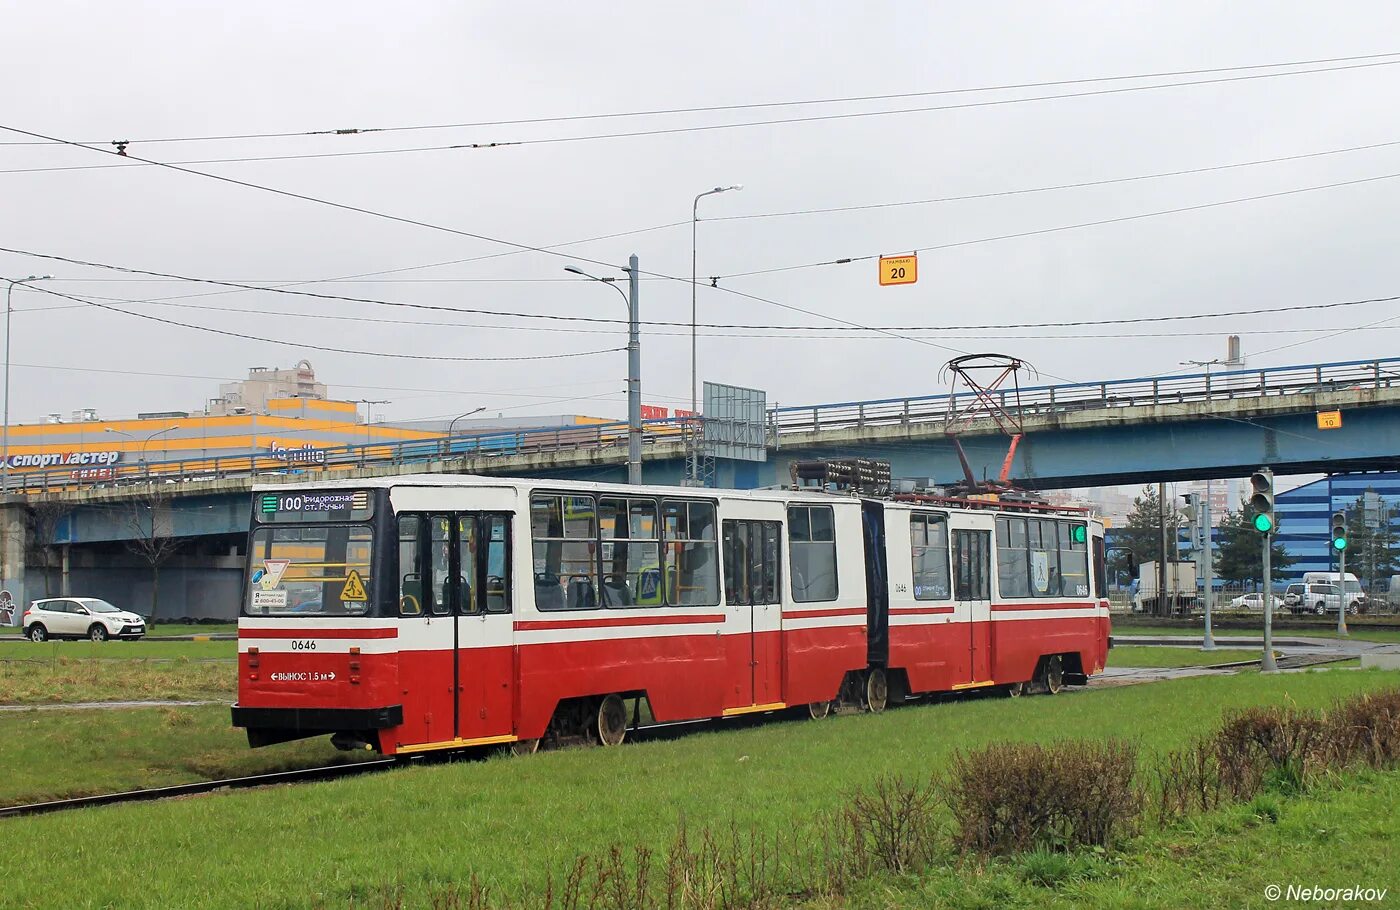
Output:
[269, 443, 327, 465]
[5, 450, 122, 471]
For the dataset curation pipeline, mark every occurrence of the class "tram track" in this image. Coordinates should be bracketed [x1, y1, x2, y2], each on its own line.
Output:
[0, 759, 397, 820]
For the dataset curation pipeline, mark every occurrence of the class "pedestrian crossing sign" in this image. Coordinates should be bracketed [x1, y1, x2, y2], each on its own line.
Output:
[340, 569, 368, 602]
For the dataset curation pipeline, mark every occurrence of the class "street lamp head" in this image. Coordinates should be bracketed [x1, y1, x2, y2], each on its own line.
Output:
[563, 266, 587, 276]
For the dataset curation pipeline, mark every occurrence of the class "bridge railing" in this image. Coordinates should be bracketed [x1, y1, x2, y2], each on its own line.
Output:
[4, 415, 693, 495]
[6, 357, 1398, 495]
[769, 357, 1400, 434]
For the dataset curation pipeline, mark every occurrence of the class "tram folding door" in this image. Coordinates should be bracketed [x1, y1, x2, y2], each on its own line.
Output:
[397, 512, 514, 748]
[952, 529, 992, 685]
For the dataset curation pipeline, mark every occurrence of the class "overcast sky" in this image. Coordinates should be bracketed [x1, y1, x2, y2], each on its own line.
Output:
[3, 2, 1399, 430]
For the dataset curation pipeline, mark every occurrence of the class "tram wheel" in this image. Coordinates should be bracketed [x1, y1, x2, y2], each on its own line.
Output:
[1041, 656, 1065, 695]
[807, 701, 833, 720]
[510, 738, 540, 756]
[595, 694, 628, 746]
[1005, 682, 1026, 698]
[865, 669, 888, 714]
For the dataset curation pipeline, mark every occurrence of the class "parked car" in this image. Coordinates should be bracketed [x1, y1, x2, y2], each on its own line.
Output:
[1228, 593, 1265, 611]
[1283, 583, 1360, 616]
[21, 598, 146, 642]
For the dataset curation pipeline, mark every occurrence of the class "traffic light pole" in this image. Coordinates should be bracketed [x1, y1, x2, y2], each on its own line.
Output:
[1202, 489, 1215, 650]
[1262, 532, 1279, 672]
[1337, 536, 1349, 636]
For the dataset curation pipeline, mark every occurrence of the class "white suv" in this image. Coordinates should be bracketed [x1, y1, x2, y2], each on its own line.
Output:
[22, 598, 146, 642]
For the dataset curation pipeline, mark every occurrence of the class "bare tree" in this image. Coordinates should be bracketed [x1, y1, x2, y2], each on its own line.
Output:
[25, 499, 73, 598]
[122, 485, 182, 627]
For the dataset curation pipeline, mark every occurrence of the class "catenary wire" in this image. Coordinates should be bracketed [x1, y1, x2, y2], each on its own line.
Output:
[717, 169, 1400, 279]
[1, 52, 1397, 149]
[8, 60, 1400, 173]
[25, 285, 624, 363]
[6, 246, 1400, 331]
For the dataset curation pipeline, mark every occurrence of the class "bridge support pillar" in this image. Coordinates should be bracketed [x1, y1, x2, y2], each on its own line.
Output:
[0, 500, 28, 627]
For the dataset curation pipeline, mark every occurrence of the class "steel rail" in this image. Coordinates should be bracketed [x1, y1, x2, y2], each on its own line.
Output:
[0, 758, 397, 820]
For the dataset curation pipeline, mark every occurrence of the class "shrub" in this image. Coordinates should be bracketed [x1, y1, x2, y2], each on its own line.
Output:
[1213, 705, 1326, 800]
[1151, 737, 1222, 824]
[1324, 686, 1400, 770]
[944, 739, 1140, 856]
[836, 773, 940, 876]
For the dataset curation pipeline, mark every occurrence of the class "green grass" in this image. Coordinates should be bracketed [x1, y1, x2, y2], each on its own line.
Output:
[3, 669, 1396, 909]
[0, 705, 377, 808]
[1112, 620, 1400, 643]
[142, 622, 237, 637]
[0, 638, 236, 661]
[840, 770, 1400, 909]
[1108, 645, 1259, 668]
[0, 655, 232, 705]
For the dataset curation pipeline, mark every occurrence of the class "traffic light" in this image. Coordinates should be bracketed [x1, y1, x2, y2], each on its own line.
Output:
[1331, 511, 1348, 551]
[1250, 468, 1276, 534]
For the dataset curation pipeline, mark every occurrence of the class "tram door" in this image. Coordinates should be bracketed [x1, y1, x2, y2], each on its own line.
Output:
[450, 513, 514, 742]
[722, 519, 783, 708]
[953, 529, 992, 685]
[400, 513, 513, 746]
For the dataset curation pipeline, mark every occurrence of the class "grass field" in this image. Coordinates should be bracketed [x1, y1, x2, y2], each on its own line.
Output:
[0, 705, 375, 807]
[1107, 645, 1259, 668]
[0, 638, 236, 661]
[0, 656, 233, 705]
[1112, 619, 1400, 644]
[3, 669, 1396, 909]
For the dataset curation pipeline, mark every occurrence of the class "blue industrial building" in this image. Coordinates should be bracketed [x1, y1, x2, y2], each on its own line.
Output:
[1275, 472, 1400, 585]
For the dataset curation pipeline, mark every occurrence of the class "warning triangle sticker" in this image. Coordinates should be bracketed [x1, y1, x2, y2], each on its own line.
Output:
[340, 569, 368, 602]
[261, 559, 290, 590]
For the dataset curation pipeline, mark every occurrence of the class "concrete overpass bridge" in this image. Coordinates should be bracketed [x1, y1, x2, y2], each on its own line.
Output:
[4, 356, 1398, 619]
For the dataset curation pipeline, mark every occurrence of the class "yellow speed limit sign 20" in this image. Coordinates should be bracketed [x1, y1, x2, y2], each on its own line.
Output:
[879, 253, 917, 286]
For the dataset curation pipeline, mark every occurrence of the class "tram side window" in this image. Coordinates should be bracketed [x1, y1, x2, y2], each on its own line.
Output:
[1027, 519, 1061, 598]
[661, 500, 720, 606]
[530, 494, 598, 611]
[429, 517, 452, 616]
[1092, 535, 1107, 600]
[789, 504, 838, 602]
[996, 518, 1029, 598]
[722, 520, 782, 606]
[1059, 523, 1090, 597]
[398, 515, 424, 616]
[483, 515, 511, 614]
[599, 497, 662, 607]
[909, 514, 951, 601]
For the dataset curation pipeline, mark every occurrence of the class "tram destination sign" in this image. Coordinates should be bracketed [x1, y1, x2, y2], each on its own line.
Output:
[259, 489, 371, 520]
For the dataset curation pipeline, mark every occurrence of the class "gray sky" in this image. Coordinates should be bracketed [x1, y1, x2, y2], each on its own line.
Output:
[4, 2, 1399, 429]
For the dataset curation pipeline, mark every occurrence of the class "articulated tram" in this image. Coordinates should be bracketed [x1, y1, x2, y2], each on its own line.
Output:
[232, 475, 1110, 754]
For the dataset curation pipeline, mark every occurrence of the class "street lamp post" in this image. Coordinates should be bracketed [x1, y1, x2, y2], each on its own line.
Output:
[2, 275, 52, 493]
[689, 186, 742, 484]
[444, 407, 487, 456]
[566, 254, 642, 484]
[1182, 358, 1223, 650]
[141, 425, 179, 475]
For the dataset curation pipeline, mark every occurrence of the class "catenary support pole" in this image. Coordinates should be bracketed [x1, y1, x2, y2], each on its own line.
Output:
[626, 254, 641, 485]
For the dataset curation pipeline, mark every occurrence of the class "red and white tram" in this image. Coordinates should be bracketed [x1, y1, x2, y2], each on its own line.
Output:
[233, 475, 1110, 754]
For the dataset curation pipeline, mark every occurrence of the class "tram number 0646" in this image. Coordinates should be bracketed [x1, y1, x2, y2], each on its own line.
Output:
[290, 639, 317, 651]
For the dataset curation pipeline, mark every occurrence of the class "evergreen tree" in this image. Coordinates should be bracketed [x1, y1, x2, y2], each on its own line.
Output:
[1108, 486, 1184, 579]
[1214, 509, 1293, 586]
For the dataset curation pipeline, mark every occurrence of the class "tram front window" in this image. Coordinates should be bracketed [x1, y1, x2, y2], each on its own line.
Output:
[246, 526, 374, 616]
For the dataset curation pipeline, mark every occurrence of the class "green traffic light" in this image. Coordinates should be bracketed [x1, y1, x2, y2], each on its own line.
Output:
[1071, 525, 1087, 543]
[1253, 513, 1275, 533]
[1332, 537, 1348, 551]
